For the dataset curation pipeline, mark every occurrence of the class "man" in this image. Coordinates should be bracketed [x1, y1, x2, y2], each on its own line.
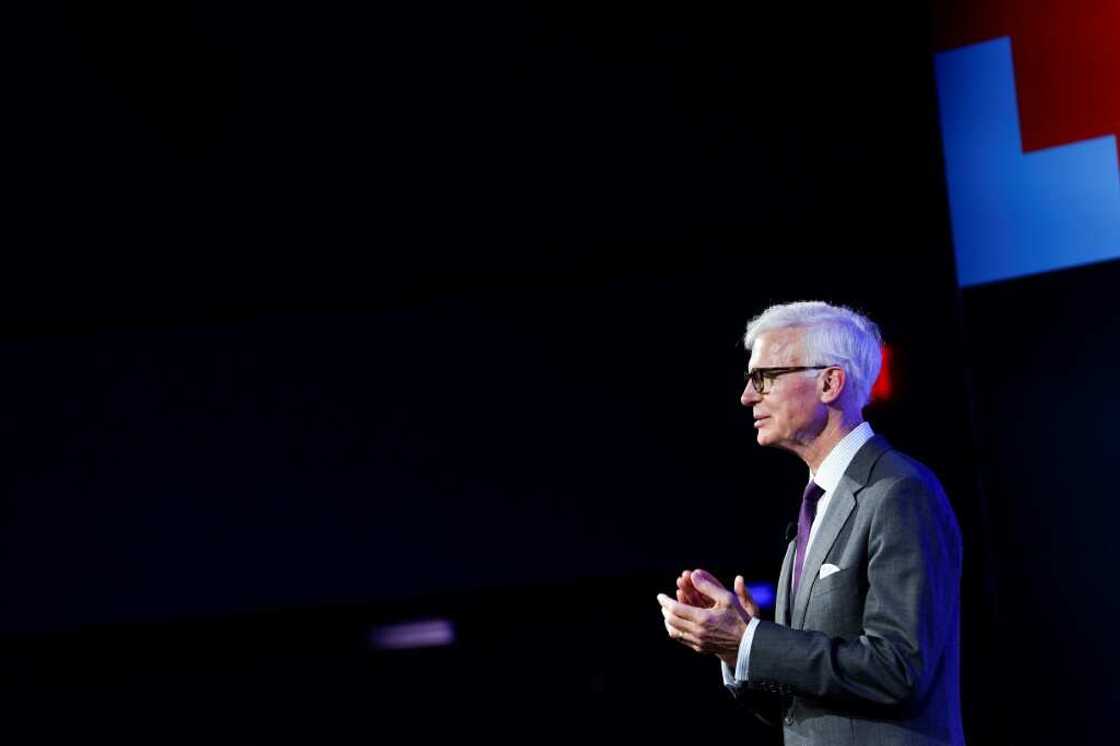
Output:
[657, 301, 963, 745]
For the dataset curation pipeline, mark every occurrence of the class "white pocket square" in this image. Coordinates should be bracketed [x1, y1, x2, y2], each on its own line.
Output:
[819, 563, 842, 579]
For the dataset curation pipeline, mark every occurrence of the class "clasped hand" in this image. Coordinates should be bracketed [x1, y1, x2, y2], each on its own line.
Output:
[657, 569, 759, 668]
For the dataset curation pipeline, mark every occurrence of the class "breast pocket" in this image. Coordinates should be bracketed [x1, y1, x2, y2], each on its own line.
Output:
[807, 567, 863, 633]
[813, 567, 854, 596]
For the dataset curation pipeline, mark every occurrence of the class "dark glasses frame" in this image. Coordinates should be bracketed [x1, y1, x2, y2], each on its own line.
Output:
[744, 365, 834, 394]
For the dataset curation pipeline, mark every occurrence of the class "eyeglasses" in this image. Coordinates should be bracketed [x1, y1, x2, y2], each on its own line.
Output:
[744, 366, 833, 395]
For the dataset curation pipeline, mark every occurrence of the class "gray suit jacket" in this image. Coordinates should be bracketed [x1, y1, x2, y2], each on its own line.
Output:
[735, 436, 964, 745]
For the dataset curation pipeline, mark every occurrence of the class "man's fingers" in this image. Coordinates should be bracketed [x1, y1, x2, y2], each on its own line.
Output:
[677, 587, 702, 607]
[734, 575, 760, 617]
[663, 619, 702, 652]
[662, 605, 703, 632]
[690, 568, 725, 590]
[681, 571, 713, 606]
[689, 568, 730, 602]
[676, 575, 706, 607]
[657, 594, 705, 623]
[734, 574, 755, 603]
[663, 611, 703, 645]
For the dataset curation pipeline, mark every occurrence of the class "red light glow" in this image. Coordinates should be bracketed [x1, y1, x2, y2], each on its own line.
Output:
[870, 344, 893, 402]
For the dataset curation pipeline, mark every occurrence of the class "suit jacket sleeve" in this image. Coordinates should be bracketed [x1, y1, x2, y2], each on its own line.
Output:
[744, 474, 961, 709]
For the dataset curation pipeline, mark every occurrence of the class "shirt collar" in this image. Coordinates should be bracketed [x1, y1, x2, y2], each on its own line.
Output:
[810, 421, 875, 494]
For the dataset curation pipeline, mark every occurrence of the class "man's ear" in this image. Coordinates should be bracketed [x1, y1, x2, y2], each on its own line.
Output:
[820, 367, 845, 404]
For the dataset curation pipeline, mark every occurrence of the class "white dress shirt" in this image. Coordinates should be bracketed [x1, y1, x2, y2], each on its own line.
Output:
[722, 421, 875, 687]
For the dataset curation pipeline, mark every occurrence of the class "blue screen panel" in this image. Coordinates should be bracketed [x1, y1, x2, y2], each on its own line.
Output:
[934, 37, 1120, 287]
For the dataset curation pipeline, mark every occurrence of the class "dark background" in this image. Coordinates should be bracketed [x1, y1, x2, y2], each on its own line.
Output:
[958, 261, 1120, 745]
[6, 2, 1106, 743]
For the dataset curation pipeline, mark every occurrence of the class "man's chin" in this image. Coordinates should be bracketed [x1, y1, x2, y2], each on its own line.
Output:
[754, 426, 787, 449]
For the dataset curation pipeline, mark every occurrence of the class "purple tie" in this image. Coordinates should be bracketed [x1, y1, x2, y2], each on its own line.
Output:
[791, 479, 825, 601]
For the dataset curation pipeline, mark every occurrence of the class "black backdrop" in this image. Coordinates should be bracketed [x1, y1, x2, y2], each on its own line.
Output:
[960, 261, 1120, 745]
[4, 3, 1004, 744]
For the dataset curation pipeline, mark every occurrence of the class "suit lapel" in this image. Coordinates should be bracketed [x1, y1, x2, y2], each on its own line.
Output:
[775, 540, 795, 626]
[791, 482, 855, 629]
[790, 435, 891, 630]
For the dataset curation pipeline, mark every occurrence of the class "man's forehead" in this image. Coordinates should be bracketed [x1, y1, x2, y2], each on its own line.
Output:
[748, 328, 806, 365]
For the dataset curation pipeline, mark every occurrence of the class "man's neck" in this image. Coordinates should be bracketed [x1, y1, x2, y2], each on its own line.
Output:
[800, 414, 863, 474]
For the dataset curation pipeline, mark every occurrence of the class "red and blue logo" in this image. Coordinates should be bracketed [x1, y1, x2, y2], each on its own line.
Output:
[933, 1, 1120, 286]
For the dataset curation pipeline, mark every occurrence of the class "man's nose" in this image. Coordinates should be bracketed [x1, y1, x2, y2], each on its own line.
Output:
[741, 383, 760, 406]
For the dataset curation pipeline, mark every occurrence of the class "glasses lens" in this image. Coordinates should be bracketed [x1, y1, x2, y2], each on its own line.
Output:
[749, 370, 766, 394]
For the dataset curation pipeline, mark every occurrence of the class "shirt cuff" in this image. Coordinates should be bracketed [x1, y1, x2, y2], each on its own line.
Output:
[737, 616, 760, 680]
[721, 616, 760, 686]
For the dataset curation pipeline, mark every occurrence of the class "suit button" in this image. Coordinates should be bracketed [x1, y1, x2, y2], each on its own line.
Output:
[784, 714, 793, 726]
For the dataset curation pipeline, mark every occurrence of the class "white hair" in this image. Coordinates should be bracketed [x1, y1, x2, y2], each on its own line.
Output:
[743, 300, 883, 410]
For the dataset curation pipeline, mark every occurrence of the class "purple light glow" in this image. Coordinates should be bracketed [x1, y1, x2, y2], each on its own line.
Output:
[370, 619, 456, 650]
[747, 582, 776, 609]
